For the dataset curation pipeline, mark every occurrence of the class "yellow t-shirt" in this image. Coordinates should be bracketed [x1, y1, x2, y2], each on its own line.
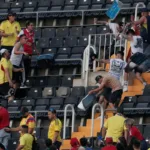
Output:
[104, 114, 127, 142]
[48, 119, 62, 142]
[0, 58, 13, 84]
[0, 20, 21, 46]
[20, 133, 33, 150]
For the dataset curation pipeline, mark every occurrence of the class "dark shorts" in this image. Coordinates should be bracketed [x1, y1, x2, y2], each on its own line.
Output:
[12, 65, 22, 83]
[53, 141, 62, 150]
[110, 89, 123, 107]
[101, 87, 112, 101]
[125, 62, 143, 74]
[0, 82, 15, 97]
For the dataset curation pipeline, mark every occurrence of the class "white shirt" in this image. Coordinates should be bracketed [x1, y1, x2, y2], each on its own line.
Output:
[130, 36, 143, 55]
[10, 42, 24, 66]
[108, 23, 119, 35]
[109, 58, 126, 80]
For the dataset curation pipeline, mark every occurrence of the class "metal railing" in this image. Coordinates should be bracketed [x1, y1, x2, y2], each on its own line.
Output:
[91, 103, 104, 137]
[63, 104, 75, 139]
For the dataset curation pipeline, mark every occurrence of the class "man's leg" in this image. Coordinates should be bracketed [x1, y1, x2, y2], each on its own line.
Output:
[53, 141, 62, 150]
[2, 133, 10, 149]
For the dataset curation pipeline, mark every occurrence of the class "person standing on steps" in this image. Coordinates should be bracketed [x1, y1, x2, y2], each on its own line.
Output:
[0, 11, 21, 53]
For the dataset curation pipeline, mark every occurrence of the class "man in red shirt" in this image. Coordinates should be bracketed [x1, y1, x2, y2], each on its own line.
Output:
[125, 118, 147, 150]
[18, 21, 38, 84]
[102, 137, 116, 150]
[0, 102, 10, 149]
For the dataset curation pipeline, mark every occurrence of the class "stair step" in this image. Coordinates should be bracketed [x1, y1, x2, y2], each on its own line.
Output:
[61, 140, 70, 150]
[86, 119, 101, 126]
[78, 127, 100, 136]
[128, 86, 144, 92]
[71, 132, 91, 138]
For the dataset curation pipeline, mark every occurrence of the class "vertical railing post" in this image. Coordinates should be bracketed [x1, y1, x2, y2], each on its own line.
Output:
[134, 3, 145, 21]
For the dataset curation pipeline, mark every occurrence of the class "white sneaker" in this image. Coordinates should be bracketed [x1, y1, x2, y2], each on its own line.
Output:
[20, 85, 28, 89]
[123, 85, 128, 92]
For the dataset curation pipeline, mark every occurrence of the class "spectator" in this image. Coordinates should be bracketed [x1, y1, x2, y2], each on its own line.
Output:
[10, 34, 28, 86]
[0, 101, 10, 149]
[0, 11, 21, 53]
[0, 49, 23, 102]
[18, 21, 38, 78]
[16, 125, 33, 150]
[88, 74, 122, 109]
[124, 118, 147, 150]
[70, 137, 80, 150]
[48, 108, 62, 150]
[78, 138, 87, 150]
[123, 29, 146, 92]
[102, 107, 128, 143]
[5, 107, 36, 135]
[116, 143, 125, 150]
[102, 137, 116, 150]
[132, 139, 141, 150]
[0, 143, 5, 150]
[118, 137, 127, 149]
[45, 139, 52, 150]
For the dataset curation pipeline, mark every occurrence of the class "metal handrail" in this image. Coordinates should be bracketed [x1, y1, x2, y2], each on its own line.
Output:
[63, 104, 75, 139]
[91, 103, 104, 137]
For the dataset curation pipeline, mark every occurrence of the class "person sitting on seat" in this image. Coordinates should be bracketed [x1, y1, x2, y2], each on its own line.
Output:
[0, 49, 23, 102]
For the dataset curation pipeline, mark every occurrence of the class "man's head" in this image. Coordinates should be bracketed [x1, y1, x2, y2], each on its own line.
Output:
[116, 51, 124, 59]
[0, 49, 10, 59]
[19, 34, 27, 45]
[126, 29, 135, 41]
[124, 118, 134, 129]
[21, 125, 28, 134]
[80, 137, 87, 147]
[7, 11, 16, 22]
[95, 75, 103, 84]
[140, 8, 148, 17]
[133, 139, 141, 150]
[20, 107, 29, 118]
[118, 22, 124, 32]
[26, 21, 34, 32]
[48, 108, 57, 120]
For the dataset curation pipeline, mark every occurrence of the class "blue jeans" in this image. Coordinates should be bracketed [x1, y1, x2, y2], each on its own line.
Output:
[0, 128, 10, 149]
[141, 140, 148, 150]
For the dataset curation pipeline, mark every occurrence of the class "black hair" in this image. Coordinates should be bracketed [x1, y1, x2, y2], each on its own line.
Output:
[80, 137, 87, 147]
[19, 34, 26, 40]
[118, 137, 127, 148]
[95, 75, 103, 83]
[21, 125, 28, 129]
[117, 105, 124, 114]
[45, 139, 52, 148]
[133, 139, 141, 149]
[26, 21, 33, 28]
[21, 106, 29, 115]
[116, 143, 125, 150]
[126, 29, 135, 35]
[117, 51, 124, 57]
[118, 22, 124, 27]
[49, 145, 57, 150]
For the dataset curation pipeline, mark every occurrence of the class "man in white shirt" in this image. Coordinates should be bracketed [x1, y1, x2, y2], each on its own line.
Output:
[123, 29, 146, 92]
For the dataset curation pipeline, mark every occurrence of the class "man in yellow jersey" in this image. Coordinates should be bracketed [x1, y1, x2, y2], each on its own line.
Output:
[0, 11, 21, 53]
[0, 49, 23, 102]
[102, 106, 128, 144]
[16, 125, 33, 150]
[5, 107, 35, 135]
[48, 108, 62, 150]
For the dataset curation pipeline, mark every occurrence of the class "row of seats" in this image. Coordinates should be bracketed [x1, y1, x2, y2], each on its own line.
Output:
[122, 96, 150, 115]
[1, 0, 149, 14]
[35, 26, 110, 39]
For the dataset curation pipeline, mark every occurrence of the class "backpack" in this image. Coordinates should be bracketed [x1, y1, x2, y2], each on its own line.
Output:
[32, 136, 40, 150]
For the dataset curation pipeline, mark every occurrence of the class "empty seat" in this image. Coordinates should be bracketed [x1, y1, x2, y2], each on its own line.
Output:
[35, 98, 50, 110]
[123, 96, 137, 103]
[64, 0, 78, 10]
[78, 0, 91, 10]
[91, 0, 104, 9]
[61, 76, 73, 87]
[51, 0, 65, 11]
[1, 100, 8, 108]
[71, 86, 85, 97]
[27, 88, 42, 98]
[71, 47, 84, 54]
[121, 103, 134, 115]
[8, 107, 18, 111]
[10, 2, 23, 12]
[137, 96, 150, 103]
[64, 97, 79, 105]
[56, 28, 69, 37]
[25, 78, 34, 86]
[34, 77, 47, 87]
[34, 28, 41, 39]
[50, 37, 63, 48]
[43, 48, 57, 55]
[78, 36, 88, 47]
[143, 125, 150, 138]
[83, 26, 96, 36]
[57, 48, 71, 55]
[22, 99, 35, 107]
[8, 100, 21, 107]
[65, 37, 77, 47]
[70, 27, 83, 36]
[39, 38, 49, 49]
[34, 105, 47, 111]
[97, 25, 110, 34]
[23, 1, 37, 12]
[48, 76, 61, 87]
[134, 103, 149, 115]
[56, 87, 71, 97]
[49, 97, 64, 110]
[37, 0, 50, 11]
[0, 2, 10, 13]
[8, 139, 19, 150]
[42, 28, 55, 38]
[42, 87, 56, 98]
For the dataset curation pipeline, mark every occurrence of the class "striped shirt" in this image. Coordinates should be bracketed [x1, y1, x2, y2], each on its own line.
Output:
[102, 75, 122, 92]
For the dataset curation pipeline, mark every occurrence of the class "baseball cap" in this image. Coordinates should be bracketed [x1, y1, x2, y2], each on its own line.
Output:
[140, 8, 148, 12]
[0, 49, 8, 55]
[95, 75, 103, 83]
[8, 11, 16, 16]
[49, 108, 56, 114]
[20, 107, 29, 116]
[105, 137, 113, 144]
